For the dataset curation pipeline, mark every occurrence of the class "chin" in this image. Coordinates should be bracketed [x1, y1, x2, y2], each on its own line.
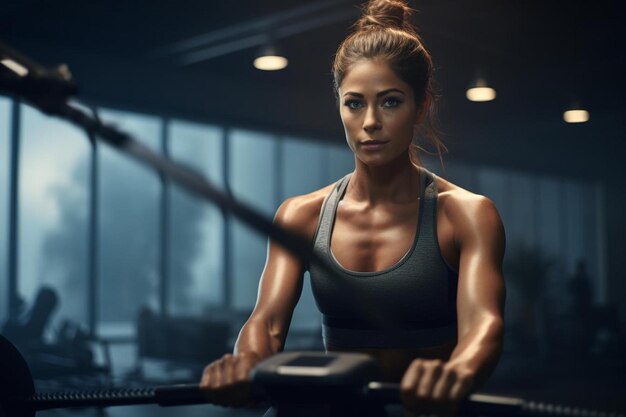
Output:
[357, 153, 394, 168]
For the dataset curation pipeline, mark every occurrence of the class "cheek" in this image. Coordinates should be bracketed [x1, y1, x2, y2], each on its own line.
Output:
[340, 113, 359, 152]
[390, 112, 417, 138]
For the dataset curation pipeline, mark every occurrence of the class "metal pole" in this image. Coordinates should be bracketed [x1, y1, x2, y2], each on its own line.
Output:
[159, 119, 170, 317]
[222, 128, 232, 309]
[7, 99, 21, 319]
[87, 112, 100, 336]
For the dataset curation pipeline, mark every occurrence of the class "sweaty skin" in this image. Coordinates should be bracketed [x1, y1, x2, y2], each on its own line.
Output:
[201, 60, 506, 416]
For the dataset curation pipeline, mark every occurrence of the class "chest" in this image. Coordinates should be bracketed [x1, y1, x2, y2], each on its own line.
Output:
[330, 199, 457, 272]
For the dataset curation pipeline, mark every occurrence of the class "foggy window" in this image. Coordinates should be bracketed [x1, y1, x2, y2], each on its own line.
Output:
[229, 129, 278, 311]
[168, 120, 225, 314]
[280, 138, 326, 339]
[96, 108, 161, 337]
[326, 144, 355, 183]
[441, 162, 604, 324]
[18, 104, 90, 330]
[1, 99, 607, 348]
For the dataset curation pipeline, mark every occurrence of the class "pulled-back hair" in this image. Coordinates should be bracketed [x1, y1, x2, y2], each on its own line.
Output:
[332, 0, 446, 167]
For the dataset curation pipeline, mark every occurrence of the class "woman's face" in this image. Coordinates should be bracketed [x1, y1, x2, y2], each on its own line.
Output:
[338, 59, 420, 167]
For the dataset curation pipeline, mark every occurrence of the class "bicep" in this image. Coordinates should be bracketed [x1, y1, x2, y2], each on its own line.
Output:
[455, 197, 506, 337]
[247, 197, 313, 341]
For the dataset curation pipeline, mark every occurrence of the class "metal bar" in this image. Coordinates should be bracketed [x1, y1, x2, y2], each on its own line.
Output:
[87, 108, 100, 336]
[178, 34, 267, 66]
[159, 119, 170, 316]
[155, 0, 351, 56]
[178, 7, 357, 66]
[222, 128, 232, 309]
[7, 99, 20, 319]
[275, 137, 283, 209]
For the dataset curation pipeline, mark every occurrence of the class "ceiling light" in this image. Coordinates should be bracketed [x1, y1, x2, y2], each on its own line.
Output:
[466, 78, 496, 102]
[563, 101, 590, 123]
[0, 58, 29, 77]
[253, 44, 288, 71]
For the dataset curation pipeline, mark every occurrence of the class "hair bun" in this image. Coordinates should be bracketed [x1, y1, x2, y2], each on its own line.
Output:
[356, 0, 414, 32]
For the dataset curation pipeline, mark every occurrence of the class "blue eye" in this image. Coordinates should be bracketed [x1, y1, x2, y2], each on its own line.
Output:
[382, 97, 402, 108]
[344, 100, 363, 110]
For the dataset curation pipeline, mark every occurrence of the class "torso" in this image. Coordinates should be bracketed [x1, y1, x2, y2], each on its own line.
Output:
[294, 168, 467, 382]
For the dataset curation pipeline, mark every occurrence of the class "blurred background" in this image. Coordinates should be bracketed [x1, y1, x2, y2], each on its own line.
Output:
[1, 0, 625, 416]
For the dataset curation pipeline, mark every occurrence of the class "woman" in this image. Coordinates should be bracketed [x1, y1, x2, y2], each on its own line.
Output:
[200, 1, 506, 415]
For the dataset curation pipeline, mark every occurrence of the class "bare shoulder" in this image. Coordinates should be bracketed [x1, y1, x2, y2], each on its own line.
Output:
[274, 182, 337, 242]
[434, 175, 504, 240]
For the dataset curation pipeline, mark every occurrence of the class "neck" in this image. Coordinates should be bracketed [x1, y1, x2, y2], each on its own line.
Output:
[349, 151, 422, 205]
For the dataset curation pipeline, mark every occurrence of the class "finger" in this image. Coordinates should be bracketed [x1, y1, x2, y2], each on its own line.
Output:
[400, 360, 425, 411]
[417, 360, 443, 400]
[210, 360, 230, 406]
[222, 354, 235, 385]
[432, 367, 456, 401]
[201, 365, 218, 404]
[232, 357, 254, 406]
[449, 377, 473, 401]
[212, 359, 224, 389]
[236, 354, 256, 381]
[200, 365, 211, 388]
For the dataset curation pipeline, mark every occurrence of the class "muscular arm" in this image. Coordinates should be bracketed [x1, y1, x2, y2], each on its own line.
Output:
[233, 191, 327, 359]
[200, 194, 325, 406]
[446, 195, 506, 388]
[401, 194, 506, 414]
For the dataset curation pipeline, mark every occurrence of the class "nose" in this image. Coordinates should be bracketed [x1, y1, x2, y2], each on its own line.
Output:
[362, 106, 382, 132]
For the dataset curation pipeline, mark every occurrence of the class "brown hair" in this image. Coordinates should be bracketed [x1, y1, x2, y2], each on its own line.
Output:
[332, 0, 446, 167]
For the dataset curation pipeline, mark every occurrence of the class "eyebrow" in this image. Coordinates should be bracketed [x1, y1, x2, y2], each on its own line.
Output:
[342, 88, 406, 98]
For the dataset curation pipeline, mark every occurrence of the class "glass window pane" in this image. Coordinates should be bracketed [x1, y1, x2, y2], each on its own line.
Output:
[96, 109, 161, 337]
[229, 129, 278, 310]
[18, 104, 90, 328]
[562, 180, 585, 273]
[443, 161, 479, 192]
[280, 138, 327, 342]
[508, 172, 535, 246]
[98, 108, 161, 152]
[537, 176, 560, 260]
[476, 167, 511, 236]
[326, 145, 354, 183]
[168, 120, 225, 314]
[282, 137, 326, 198]
[0, 97, 11, 323]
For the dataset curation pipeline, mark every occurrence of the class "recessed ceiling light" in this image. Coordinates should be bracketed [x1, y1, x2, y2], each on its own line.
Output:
[254, 44, 288, 71]
[466, 78, 496, 102]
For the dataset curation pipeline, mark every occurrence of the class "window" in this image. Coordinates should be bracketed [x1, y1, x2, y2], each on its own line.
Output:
[229, 129, 278, 310]
[1, 97, 607, 356]
[168, 120, 225, 314]
[281, 138, 326, 334]
[443, 161, 604, 326]
[325, 144, 354, 183]
[96, 108, 161, 337]
[18, 104, 90, 328]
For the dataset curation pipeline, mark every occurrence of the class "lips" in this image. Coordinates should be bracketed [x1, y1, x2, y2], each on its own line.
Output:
[360, 140, 389, 151]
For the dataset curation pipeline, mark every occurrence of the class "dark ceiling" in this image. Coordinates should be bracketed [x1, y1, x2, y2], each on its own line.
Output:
[1, 0, 625, 180]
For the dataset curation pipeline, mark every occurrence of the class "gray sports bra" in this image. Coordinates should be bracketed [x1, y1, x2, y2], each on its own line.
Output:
[307, 168, 459, 349]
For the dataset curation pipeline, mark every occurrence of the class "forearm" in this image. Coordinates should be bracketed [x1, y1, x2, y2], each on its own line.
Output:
[233, 315, 285, 359]
[446, 315, 504, 388]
